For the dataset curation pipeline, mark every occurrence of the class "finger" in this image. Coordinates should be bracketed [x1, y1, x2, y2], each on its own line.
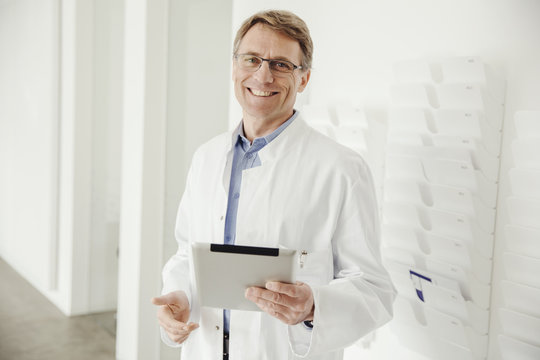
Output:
[259, 299, 294, 317]
[184, 322, 200, 332]
[245, 287, 266, 302]
[265, 281, 303, 297]
[255, 302, 298, 325]
[159, 318, 199, 336]
[158, 316, 186, 335]
[169, 332, 189, 344]
[272, 311, 301, 325]
[157, 306, 187, 330]
[246, 287, 291, 307]
[246, 290, 300, 318]
[151, 291, 184, 306]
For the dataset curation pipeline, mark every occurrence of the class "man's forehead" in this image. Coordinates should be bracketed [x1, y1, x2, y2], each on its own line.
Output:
[238, 24, 302, 61]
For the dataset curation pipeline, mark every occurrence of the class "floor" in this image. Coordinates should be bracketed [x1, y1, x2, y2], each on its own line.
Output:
[0, 258, 116, 360]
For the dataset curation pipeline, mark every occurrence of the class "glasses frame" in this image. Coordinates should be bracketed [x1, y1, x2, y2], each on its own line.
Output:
[234, 53, 303, 75]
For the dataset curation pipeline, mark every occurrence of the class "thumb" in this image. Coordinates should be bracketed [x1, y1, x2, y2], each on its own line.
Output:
[151, 291, 182, 306]
[151, 291, 188, 305]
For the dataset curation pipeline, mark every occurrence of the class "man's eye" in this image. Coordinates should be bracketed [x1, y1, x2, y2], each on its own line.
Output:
[273, 61, 293, 71]
[244, 56, 258, 64]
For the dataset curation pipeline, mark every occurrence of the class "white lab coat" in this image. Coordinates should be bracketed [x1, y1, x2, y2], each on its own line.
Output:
[161, 116, 396, 360]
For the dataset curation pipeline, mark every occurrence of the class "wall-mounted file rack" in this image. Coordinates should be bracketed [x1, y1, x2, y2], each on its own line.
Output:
[498, 111, 540, 359]
[382, 57, 504, 360]
[300, 103, 372, 158]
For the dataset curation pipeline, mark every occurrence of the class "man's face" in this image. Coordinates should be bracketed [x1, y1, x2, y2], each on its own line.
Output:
[233, 24, 310, 125]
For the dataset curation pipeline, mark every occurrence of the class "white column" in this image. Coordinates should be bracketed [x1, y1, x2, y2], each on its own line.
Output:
[115, 0, 169, 359]
[52, 0, 94, 315]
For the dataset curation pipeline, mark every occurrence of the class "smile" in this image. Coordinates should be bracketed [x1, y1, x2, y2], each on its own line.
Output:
[249, 88, 278, 97]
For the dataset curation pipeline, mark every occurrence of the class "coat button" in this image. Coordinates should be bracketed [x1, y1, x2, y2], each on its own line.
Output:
[220, 215, 224, 221]
[216, 325, 220, 330]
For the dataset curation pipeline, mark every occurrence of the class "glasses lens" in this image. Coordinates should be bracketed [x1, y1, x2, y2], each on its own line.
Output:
[237, 55, 261, 70]
[269, 60, 295, 73]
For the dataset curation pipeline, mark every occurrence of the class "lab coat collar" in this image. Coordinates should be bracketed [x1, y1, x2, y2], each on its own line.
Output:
[225, 114, 308, 165]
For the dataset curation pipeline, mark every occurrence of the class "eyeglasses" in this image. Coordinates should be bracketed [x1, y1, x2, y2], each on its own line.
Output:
[234, 54, 303, 75]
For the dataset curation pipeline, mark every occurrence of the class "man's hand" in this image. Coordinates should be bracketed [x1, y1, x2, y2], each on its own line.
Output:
[245, 281, 314, 325]
[151, 291, 199, 344]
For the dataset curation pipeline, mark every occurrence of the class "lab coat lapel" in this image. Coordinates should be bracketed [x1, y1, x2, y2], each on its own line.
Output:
[235, 117, 309, 248]
[221, 123, 241, 195]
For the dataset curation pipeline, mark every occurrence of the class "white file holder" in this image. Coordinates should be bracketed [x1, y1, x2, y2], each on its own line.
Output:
[383, 202, 494, 256]
[334, 103, 368, 127]
[386, 261, 490, 315]
[383, 224, 492, 282]
[436, 83, 503, 123]
[440, 57, 506, 103]
[514, 110, 540, 138]
[503, 252, 540, 289]
[391, 84, 504, 126]
[391, 320, 478, 360]
[501, 280, 540, 319]
[393, 296, 488, 358]
[384, 178, 495, 232]
[499, 334, 540, 360]
[434, 109, 501, 143]
[393, 57, 506, 103]
[386, 142, 499, 183]
[387, 266, 489, 334]
[504, 225, 540, 259]
[512, 138, 540, 169]
[388, 107, 501, 143]
[506, 197, 540, 229]
[384, 248, 490, 309]
[431, 134, 500, 162]
[387, 131, 500, 164]
[391, 84, 439, 108]
[509, 168, 540, 200]
[499, 308, 540, 348]
[388, 107, 434, 133]
[422, 281, 489, 335]
[385, 260, 463, 299]
[385, 155, 497, 207]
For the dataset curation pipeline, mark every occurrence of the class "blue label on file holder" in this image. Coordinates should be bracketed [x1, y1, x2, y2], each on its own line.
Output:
[409, 270, 432, 302]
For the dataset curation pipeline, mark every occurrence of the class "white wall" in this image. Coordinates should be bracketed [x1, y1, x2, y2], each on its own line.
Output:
[0, 0, 123, 316]
[0, 0, 60, 297]
[89, 0, 123, 313]
[230, 1, 540, 359]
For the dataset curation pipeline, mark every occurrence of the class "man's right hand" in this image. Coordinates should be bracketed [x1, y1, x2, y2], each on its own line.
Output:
[151, 291, 199, 344]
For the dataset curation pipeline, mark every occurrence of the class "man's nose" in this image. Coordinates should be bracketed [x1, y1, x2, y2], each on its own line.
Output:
[253, 61, 274, 83]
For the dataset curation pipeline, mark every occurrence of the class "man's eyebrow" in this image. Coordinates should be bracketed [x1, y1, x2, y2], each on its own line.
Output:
[243, 51, 295, 63]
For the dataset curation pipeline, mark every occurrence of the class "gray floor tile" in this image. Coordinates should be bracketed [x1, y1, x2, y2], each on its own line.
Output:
[0, 258, 116, 360]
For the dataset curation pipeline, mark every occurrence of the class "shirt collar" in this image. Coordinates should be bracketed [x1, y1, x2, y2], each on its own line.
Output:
[235, 110, 299, 150]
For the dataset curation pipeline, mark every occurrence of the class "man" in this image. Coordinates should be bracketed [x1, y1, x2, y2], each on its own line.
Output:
[152, 10, 396, 360]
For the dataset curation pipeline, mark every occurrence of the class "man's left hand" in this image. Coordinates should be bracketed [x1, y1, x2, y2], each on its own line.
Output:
[245, 281, 314, 325]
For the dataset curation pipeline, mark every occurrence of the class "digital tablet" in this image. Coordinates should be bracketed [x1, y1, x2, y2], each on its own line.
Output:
[191, 243, 297, 311]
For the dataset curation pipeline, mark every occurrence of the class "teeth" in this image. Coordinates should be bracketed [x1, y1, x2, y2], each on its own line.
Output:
[251, 89, 274, 97]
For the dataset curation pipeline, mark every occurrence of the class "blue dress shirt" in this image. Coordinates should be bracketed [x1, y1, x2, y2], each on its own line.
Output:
[223, 111, 298, 333]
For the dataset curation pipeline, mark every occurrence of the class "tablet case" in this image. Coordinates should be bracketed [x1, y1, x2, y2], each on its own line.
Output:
[192, 243, 297, 311]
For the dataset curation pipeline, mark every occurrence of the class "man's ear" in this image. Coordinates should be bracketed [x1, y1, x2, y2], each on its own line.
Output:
[297, 69, 311, 93]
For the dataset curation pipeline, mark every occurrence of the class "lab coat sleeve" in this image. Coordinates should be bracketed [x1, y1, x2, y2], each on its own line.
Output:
[160, 164, 195, 347]
[288, 166, 397, 357]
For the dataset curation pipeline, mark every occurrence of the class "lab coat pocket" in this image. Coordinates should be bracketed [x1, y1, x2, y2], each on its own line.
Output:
[295, 249, 333, 288]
